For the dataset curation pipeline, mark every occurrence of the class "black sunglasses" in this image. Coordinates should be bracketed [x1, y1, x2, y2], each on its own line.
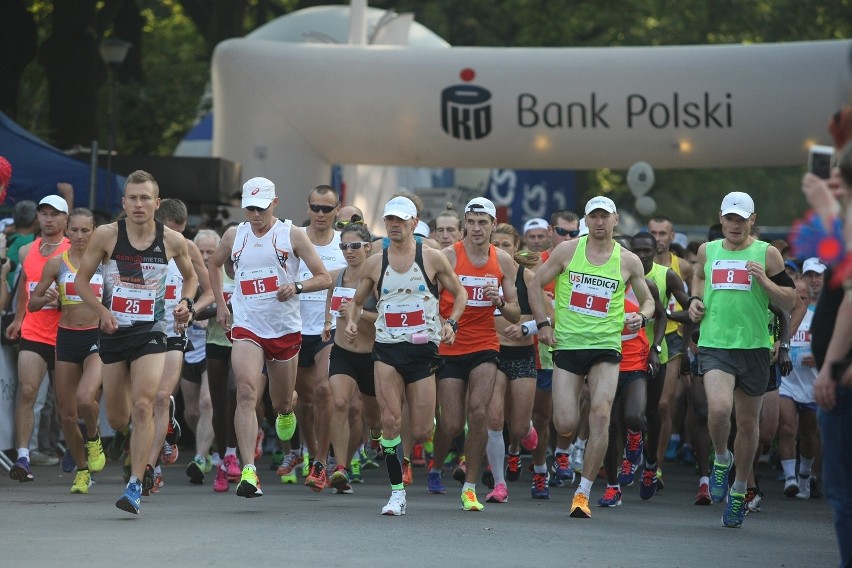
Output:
[339, 241, 369, 251]
[246, 205, 269, 213]
[309, 203, 337, 214]
[554, 226, 580, 237]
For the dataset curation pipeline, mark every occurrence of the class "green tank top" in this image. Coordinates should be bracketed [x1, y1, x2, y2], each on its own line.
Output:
[647, 262, 670, 364]
[698, 239, 771, 350]
[554, 236, 626, 351]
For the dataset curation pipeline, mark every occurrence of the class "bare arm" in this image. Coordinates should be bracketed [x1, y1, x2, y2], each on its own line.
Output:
[749, 245, 797, 312]
[165, 229, 198, 326]
[343, 255, 380, 343]
[187, 239, 213, 312]
[27, 257, 60, 312]
[288, 226, 332, 299]
[75, 225, 117, 333]
[813, 296, 852, 409]
[208, 227, 236, 329]
[430, 249, 466, 344]
[494, 249, 520, 323]
[689, 244, 708, 323]
[529, 241, 576, 345]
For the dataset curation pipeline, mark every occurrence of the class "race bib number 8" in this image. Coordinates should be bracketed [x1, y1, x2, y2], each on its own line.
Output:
[111, 286, 156, 323]
[330, 287, 355, 318]
[711, 260, 751, 291]
[460, 275, 498, 308]
[238, 267, 279, 300]
[384, 302, 427, 334]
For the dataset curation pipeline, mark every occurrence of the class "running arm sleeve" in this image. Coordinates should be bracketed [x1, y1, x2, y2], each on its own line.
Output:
[769, 270, 795, 288]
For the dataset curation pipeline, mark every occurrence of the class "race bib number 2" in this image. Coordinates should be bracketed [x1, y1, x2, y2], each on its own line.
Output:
[711, 260, 751, 291]
[384, 302, 426, 334]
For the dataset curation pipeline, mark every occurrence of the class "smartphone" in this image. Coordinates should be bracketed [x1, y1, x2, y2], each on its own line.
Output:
[808, 144, 834, 180]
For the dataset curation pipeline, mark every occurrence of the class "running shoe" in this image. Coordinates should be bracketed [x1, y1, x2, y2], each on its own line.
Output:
[301, 455, 311, 478]
[411, 444, 426, 467]
[223, 454, 241, 482]
[694, 482, 712, 506]
[745, 487, 762, 513]
[61, 447, 76, 473]
[213, 465, 229, 493]
[382, 490, 406, 516]
[70, 469, 92, 494]
[664, 436, 679, 461]
[570, 492, 592, 518]
[360, 447, 379, 470]
[142, 464, 155, 496]
[486, 482, 508, 503]
[680, 444, 696, 465]
[570, 444, 585, 474]
[202, 455, 213, 474]
[116, 481, 142, 514]
[150, 471, 164, 494]
[597, 486, 622, 507]
[520, 425, 539, 451]
[722, 490, 746, 528]
[270, 450, 285, 470]
[349, 458, 363, 484]
[255, 428, 265, 460]
[402, 458, 413, 486]
[531, 472, 550, 499]
[783, 476, 799, 498]
[656, 467, 665, 491]
[796, 476, 811, 500]
[236, 466, 263, 498]
[461, 488, 484, 511]
[618, 458, 638, 486]
[481, 467, 494, 489]
[86, 436, 106, 473]
[552, 452, 575, 483]
[625, 430, 643, 465]
[709, 451, 732, 503]
[165, 395, 181, 444]
[108, 427, 130, 461]
[160, 439, 178, 465]
[10, 457, 34, 482]
[639, 464, 658, 500]
[452, 460, 467, 484]
[427, 471, 446, 494]
[329, 464, 351, 493]
[276, 452, 304, 476]
[29, 450, 59, 466]
[304, 461, 327, 492]
[280, 471, 297, 484]
[275, 411, 297, 441]
[187, 455, 207, 484]
[506, 454, 522, 482]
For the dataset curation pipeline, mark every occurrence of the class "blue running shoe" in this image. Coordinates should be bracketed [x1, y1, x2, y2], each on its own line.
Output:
[61, 448, 76, 473]
[552, 452, 575, 483]
[664, 437, 679, 462]
[531, 472, 550, 499]
[722, 490, 746, 528]
[710, 451, 733, 503]
[618, 458, 638, 486]
[116, 482, 142, 515]
[427, 471, 446, 494]
[680, 444, 696, 465]
[625, 430, 643, 465]
[10, 456, 34, 482]
[639, 464, 658, 500]
[597, 486, 622, 507]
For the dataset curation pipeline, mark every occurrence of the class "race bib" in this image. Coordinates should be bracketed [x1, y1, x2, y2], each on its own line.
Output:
[330, 286, 355, 319]
[222, 282, 234, 305]
[164, 274, 182, 308]
[28, 281, 59, 310]
[238, 267, 279, 300]
[110, 286, 156, 323]
[297, 269, 325, 302]
[384, 302, 427, 334]
[460, 275, 498, 308]
[710, 260, 751, 291]
[568, 273, 617, 318]
[63, 273, 103, 302]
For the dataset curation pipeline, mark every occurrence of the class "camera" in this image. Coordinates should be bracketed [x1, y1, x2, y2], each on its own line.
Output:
[808, 144, 834, 180]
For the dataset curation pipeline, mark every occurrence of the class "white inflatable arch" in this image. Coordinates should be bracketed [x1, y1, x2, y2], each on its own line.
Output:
[212, 12, 851, 224]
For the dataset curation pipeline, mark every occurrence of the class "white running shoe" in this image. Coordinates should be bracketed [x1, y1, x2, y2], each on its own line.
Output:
[381, 490, 407, 516]
[570, 445, 585, 474]
[795, 476, 811, 499]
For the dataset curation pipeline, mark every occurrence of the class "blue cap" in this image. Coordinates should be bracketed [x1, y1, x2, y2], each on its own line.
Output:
[784, 260, 799, 273]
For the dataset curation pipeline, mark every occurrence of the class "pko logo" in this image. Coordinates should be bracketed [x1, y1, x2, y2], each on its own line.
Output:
[441, 68, 492, 140]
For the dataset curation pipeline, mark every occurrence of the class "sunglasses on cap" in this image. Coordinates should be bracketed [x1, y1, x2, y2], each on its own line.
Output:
[246, 205, 269, 213]
[338, 241, 370, 251]
[553, 226, 580, 237]
[309, 203, 337, 214]
[335, 214, 365, 230]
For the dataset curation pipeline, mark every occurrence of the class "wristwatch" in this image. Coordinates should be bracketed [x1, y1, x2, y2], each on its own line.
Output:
[294, 282, 304, 294]
[653, 344, 663, 354]
[445, 318, 459, 332]
[536, 318, 552, 329]
[640, 313, 648, 328]
[779, 342, 790, 350]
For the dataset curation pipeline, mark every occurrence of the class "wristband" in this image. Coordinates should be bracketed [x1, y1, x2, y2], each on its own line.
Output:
[686, 296, 702, 308]
[179, 296, 194, 311]
[521, 320, 539, 336]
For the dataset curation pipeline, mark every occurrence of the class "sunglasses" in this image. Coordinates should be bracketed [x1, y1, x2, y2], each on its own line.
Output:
[339, 241, 370, 251]
[554, 227, 580, 237]
[335, 214, 365, 230]
[246, 205, 269, 213]
[309, 203, 337, 214]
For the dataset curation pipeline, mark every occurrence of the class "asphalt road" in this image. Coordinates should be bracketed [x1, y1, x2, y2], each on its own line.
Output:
[0, 454, 839, 568]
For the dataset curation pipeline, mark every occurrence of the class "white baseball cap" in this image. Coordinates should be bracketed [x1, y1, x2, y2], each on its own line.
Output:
[720, 191, 754, 219]
[415, 220, 430, 237]
[523, 218, 549, 234]
[578, 218, 589, 236]
[383, 196, 417, 220]
[584, 196, 617, 215]
[802, 257, 826, 274]
[242, 177, 276, 209]
[465, 197, 497, 219]
[37, 195, 69, 214]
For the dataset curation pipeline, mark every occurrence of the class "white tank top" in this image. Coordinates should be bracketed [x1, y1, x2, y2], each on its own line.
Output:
[296, 228, 346, 335]
[780, 306, 817, 404]
[375, 249, 441, 345]
[163, 259, 184, 339]
[230, 219, 301, 338]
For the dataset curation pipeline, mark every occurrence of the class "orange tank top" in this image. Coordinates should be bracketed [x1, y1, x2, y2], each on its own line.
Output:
[439, 241, 502, 356]
[619, 284, 649, 372]
[21, 236, 71, 345]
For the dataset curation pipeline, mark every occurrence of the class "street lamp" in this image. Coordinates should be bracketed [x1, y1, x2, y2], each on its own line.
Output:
[99, 38, 132, 209]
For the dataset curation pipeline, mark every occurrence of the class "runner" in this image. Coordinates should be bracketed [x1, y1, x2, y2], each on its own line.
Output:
[433, 206, 463, 249]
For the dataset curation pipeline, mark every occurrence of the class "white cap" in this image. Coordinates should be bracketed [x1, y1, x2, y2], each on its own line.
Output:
[578, 218, 589, 236]
[37, 195, 68, 214]
[415, 220, 430, 237]
[465, 197, 497, 219]
[720, 191, 754, 219]
[0, 217, 12, 232]
[241, 177, 276, 209]
[673, 232, 689, 249]
[523, 218, 549, 234]
[584, 196, 617, 215]
[802, 257, 826, 274]
[383, 196, 417, 220]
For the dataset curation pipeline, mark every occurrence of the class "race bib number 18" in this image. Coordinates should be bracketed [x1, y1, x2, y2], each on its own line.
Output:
[460, 275, 498, 308]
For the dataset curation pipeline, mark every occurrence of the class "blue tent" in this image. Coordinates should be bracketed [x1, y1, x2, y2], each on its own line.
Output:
[0, 111, 123, 212]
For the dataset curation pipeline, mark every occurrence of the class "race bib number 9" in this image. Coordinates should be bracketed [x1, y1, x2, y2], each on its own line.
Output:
[330, 287, 355, 318]
[460, 275, 498, 308]
[711, 260, 751, 291]
[568, 273, 617, 318]
[63, 273, 103, 302]
[384, 302, 427, 334]
[110, 286, 156, 323]
[238, 267, 279, 300]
